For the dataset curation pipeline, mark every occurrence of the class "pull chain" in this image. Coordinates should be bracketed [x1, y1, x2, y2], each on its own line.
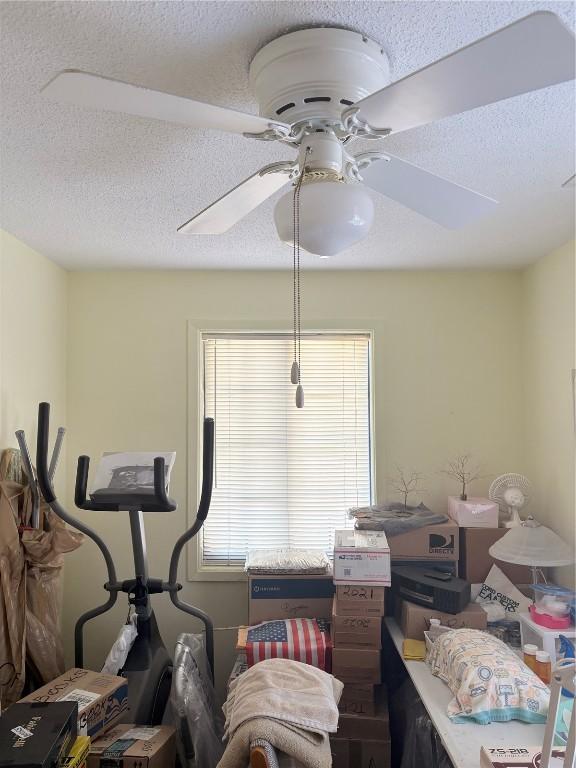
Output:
[291, 147, 310, 408]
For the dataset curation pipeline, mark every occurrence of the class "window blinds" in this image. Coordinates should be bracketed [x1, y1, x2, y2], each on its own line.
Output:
[201, 332, 372, 567]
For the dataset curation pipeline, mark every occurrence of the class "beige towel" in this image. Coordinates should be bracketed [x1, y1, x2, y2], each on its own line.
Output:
[219, 718, 329, 768]
[218, 658, 343, 768]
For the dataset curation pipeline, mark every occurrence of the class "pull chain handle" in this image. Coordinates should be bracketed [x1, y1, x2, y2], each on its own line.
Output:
[292, 146, 310, 408]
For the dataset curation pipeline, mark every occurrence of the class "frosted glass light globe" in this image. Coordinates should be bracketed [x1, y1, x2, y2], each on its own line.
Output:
[274, 181, 374, 257]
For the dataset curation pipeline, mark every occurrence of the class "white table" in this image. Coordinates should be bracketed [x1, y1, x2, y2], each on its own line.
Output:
[384, 617, 546, 768]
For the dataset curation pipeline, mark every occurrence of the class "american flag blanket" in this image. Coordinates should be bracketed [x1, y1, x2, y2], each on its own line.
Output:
[245, 618, 332, 672]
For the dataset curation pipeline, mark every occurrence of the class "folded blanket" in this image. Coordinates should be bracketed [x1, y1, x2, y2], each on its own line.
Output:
[349, 502, 447, 535]
[218, 658, 343, 768]
[245, 548, 331, 575]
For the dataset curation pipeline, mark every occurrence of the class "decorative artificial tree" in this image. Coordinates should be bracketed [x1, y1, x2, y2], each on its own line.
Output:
[442, 454, 481, 501]
[442, 454, 498, 526]
[388, 466, 426, 510]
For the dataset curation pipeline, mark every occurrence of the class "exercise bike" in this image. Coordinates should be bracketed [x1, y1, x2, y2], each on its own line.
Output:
[29, 401, 214, 725]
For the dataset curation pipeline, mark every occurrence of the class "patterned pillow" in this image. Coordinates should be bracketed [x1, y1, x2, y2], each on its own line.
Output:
[427, 628, 550, 724]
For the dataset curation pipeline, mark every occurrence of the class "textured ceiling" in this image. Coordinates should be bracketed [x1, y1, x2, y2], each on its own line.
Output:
[0, 0, 574, 270]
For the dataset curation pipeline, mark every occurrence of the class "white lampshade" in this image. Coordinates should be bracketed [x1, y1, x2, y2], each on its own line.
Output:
[489, 517, 575, 567]
[274, 180, 374, 257]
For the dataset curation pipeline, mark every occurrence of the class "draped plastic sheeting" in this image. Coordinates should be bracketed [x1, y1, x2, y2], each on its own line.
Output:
[170, 633, 224, 768]
[0, 449, 83, 708]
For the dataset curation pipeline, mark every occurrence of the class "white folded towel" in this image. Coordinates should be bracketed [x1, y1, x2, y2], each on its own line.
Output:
[223, 657, 342, 739]
[218, 658, 343, 768]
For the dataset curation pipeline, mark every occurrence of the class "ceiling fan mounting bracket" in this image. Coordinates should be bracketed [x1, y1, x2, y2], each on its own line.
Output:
[259, 161, 299, 179]
[341, 107, 392, 139]
[346, 151, 391, 182]
[242, 123, 293, 142]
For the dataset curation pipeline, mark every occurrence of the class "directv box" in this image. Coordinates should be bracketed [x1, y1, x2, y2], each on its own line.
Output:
[0, 701, 78, 768]
[248, 574, 334, 624]
[388, 520, 459, 562]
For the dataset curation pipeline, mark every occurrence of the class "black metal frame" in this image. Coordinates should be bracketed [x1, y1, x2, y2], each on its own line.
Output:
[34, 401, 216, 678]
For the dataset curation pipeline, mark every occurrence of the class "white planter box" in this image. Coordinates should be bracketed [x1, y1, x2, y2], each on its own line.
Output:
[447, 496, 499, 527]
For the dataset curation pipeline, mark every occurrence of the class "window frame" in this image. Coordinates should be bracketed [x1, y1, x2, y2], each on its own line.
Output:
[186, 320, 376, 581]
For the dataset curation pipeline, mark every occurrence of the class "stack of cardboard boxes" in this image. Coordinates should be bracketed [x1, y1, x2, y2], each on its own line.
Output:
[387, 517, 489, 638]
[1, 668, 176, 768]
[391, 513, 531, 641]
[330, 530, 391, 768]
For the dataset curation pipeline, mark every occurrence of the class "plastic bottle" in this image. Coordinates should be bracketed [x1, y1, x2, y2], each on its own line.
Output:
[535, 650, 552, 684]
[523, 643, 538, 672]
[427, 618, 445, 641]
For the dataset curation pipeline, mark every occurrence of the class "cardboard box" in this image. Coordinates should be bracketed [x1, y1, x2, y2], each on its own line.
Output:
[19, 668, 128, 738]
[397, 598, 487, 640]
[248, 574, 334, 623]
[388, 519, 459, 561]
[0, 701, 78, 768]
[335, 585, 385, 616]
[459, 527, 532, 584]
[330, 739, 391, 768]
[332, 648, 380, 684]
[87, 725, 176, 768]
[330, 737, 349, 768]
[480, 746, 566, 768]
[332, 597, 381, 649]
[337, 689, 389, 740]
[333, 530, 391, 586]
[448, 496, 499, 527]
[350, 739, 391, 768]
[339, 684, 376, 716]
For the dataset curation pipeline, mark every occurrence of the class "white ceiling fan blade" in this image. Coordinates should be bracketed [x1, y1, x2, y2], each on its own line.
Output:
[349, 12, 575, 136]
[178, 162, 295, 234]
[42, 70, 290, 136]
[358, 153, 498, 229]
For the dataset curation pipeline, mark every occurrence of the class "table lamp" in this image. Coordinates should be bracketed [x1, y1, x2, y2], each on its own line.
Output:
[488, 516, 575, 586]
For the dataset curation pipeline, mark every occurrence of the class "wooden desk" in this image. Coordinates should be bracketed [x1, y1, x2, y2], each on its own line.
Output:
[384, 617, 546, 767]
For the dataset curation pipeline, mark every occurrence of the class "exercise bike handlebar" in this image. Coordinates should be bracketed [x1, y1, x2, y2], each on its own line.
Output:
[37, 402, 57, 504]
[168, 417, 215, 675]
[74, 455, 176, 512]
[37, 402, 119, 666]
[37, 402, 118, 584]
[168, 417, 214, 585]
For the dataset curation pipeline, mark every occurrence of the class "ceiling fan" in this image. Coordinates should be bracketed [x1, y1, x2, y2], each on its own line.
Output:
[42, 11, 575, 256]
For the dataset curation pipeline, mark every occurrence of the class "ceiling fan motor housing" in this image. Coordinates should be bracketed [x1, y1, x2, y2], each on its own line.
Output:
[249, 27, 390, 129]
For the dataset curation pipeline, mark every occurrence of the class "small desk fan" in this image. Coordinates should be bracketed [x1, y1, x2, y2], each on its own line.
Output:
[489, 473, 531, 527]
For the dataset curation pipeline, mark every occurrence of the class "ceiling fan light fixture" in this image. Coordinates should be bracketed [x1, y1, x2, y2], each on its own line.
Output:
[274, 179, 374, 257]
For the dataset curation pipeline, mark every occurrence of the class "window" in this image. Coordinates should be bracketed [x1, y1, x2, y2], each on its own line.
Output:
[200, 332, 373, 567]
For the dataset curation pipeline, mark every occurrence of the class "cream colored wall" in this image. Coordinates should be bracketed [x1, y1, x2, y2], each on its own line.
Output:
[522, 240, 576, 588]
[0, 230, 68, 493]
[65, 269, 525, 695]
